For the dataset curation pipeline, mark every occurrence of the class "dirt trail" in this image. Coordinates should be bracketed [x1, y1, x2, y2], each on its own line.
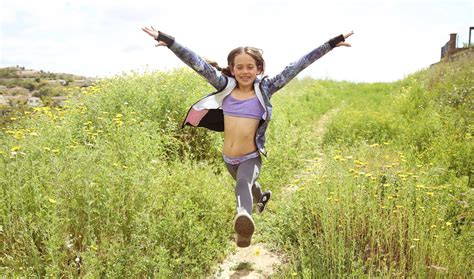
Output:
[284, 107, 340, 195]
[211, 107, 341, 278]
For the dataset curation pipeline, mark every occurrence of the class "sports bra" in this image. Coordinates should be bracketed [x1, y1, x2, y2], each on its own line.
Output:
[222, 94, 265, 120]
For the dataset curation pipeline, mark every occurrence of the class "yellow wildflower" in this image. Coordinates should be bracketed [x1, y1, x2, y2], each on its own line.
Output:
[11, 146, 21, 152]
[14, 131, 24, 140]
[255, 248, 260, 256]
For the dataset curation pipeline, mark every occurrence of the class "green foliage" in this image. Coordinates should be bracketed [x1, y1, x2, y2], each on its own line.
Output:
[0, 67, 88, 102]
[0, 68, 348, 277]
[267, 53, 473, 277]
[1, 52, 472, 277]
[0, 68, 18, 78]
[261, 78, 349, 196]
[323, 54, 473, 180]
[271, 146, 472, 278]
[0, 69, 233, 277]
[323, 83, 400, 146]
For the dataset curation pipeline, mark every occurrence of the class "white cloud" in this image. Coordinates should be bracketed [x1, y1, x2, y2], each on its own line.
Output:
[1, 0, 473, 82]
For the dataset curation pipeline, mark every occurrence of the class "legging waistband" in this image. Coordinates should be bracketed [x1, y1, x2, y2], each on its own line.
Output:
[222, 150, 260, 165]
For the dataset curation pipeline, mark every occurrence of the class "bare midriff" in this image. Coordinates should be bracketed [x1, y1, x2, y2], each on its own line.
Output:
[223, 115, 259, 157]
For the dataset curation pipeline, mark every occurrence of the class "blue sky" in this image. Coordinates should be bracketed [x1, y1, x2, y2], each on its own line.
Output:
[1, 0, 472, 82]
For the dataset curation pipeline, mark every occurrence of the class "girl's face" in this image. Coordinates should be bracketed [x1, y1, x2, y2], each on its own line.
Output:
[230, 53, 261, 88]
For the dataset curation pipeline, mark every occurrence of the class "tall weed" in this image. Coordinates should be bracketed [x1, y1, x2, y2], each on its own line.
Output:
[268, 53, 473, 277]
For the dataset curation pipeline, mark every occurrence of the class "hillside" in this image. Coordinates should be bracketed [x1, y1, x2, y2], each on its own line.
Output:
[0, 66, 96, 107]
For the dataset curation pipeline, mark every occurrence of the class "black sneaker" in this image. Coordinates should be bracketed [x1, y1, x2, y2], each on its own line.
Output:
[256, 190, 272, 213]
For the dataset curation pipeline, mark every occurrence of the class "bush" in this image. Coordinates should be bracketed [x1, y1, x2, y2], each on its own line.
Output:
[0, 67, 18, 78]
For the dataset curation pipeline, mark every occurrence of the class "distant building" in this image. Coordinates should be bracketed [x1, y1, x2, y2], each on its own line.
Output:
[441, 27, 473, 60]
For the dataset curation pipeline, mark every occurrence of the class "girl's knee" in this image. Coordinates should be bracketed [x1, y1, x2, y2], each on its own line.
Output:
[236, 178, 252, 189]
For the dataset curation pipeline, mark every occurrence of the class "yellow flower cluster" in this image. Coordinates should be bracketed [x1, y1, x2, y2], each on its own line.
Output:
[81, 85, 102, 95]
[82, 121, 103, 143]
[114, 113, 124, 126]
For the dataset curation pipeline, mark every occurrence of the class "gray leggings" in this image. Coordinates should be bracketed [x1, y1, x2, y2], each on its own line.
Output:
[224, 156, 263, 215]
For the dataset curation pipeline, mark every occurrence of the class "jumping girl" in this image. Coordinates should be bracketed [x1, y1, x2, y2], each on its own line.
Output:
[142, 26, 353, 247]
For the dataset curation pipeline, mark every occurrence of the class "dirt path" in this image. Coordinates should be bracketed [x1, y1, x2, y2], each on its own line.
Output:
[211, 107, 341, 278]
[284, 107, 340, 195]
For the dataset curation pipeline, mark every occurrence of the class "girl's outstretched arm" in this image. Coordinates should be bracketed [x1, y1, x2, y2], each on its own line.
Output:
[265, 31, 354, 96]
[142, 26, 227, 90]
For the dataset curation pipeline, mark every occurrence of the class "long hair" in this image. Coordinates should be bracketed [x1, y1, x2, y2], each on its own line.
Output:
[205, 46, 265, 77]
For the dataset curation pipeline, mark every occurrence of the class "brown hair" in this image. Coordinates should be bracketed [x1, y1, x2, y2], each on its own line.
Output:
[206, 46, 265, 77]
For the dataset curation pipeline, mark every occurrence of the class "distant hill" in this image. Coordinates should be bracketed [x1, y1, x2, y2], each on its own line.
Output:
[0, 66, 97, 107]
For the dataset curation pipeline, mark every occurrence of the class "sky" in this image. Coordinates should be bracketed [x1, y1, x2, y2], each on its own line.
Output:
[1, 0, 473, 82]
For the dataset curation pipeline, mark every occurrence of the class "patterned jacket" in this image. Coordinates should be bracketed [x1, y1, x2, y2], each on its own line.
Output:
[166, 37, 340, 156]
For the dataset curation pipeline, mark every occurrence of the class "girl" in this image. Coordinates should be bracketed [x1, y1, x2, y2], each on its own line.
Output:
[142, 26, 353, 247]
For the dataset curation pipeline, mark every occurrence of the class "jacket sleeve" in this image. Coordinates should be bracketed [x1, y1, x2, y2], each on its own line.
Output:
[168, 41, 227, 90]
[264, 42, 332, 96]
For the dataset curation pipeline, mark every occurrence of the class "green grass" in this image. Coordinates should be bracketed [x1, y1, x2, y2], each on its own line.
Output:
[266, 53, 473, 277]
[1, 52, 472, 277]
[1, 70, 234, 277]
[0, 70, 346, 277]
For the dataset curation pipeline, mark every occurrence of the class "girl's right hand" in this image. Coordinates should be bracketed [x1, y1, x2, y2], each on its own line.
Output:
[141, 26, 168, 47]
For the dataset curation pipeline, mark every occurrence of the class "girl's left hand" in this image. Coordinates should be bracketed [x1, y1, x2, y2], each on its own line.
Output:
[336, 31, 354, 47]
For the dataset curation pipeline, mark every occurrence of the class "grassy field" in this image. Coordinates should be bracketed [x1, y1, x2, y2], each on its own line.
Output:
[265, 53, 473, 277]
[1, 52, 472, 277]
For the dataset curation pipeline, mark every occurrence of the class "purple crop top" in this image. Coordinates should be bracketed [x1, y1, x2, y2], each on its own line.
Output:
[222, 94, 265, 120]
